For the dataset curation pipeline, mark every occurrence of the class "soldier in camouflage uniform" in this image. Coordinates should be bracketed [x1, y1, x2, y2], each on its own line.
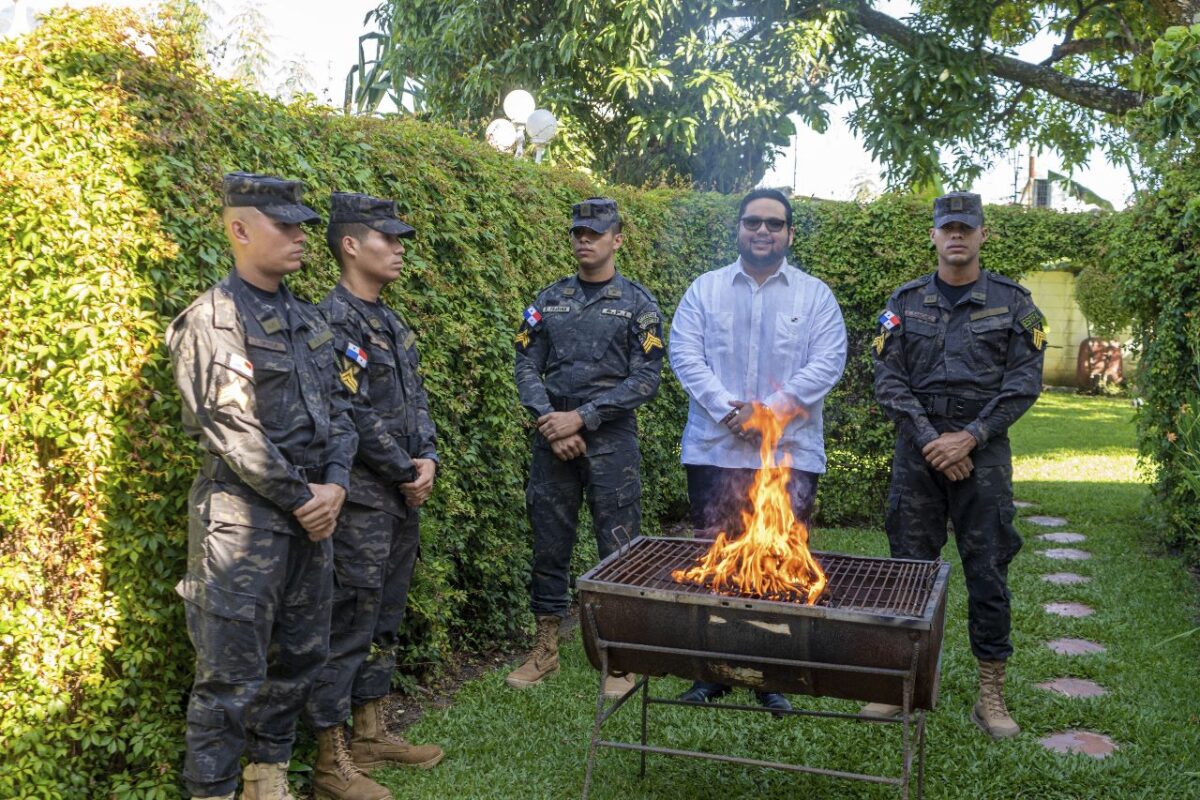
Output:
[167, 173, 357, 800]
[306, 193, 444, 800]
[869, 192, 1046, 739]
[508, 197, 664, 697]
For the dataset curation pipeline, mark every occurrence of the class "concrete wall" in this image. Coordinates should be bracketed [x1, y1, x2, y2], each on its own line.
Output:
[1018, 270, 1131, 387]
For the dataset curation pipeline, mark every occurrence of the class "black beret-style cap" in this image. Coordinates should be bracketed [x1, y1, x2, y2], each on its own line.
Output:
[933, 191, 984, 229]
[328, 192, 415, 238]
[570, 197, 620, 233]
[222, 172, 321, 225]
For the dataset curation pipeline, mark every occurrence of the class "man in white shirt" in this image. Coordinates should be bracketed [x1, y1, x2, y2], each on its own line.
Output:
[669, 188, 848, 713]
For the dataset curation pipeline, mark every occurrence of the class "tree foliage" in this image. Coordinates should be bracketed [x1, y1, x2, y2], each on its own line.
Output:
[358, 0, 1186, 189]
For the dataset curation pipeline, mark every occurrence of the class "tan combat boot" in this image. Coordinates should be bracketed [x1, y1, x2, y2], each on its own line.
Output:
[602, 673, 638, 699]
[240, 762, 294, 800]
[860, 702, 904, 719]
[312, 725, 392, 800]
[972, 659, 1020, 739]
[505, 614, 561, 688]
[350, 698, 445, 770]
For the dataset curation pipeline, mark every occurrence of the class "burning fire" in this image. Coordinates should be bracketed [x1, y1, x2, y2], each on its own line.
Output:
[672, 403, 827, 604]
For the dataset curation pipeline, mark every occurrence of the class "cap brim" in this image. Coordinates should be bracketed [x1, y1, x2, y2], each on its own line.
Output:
[368, 218, 416, 238]
[934, 213, 982, 229]
[260, 203, 322, 225]
[570, 219, 615, 234]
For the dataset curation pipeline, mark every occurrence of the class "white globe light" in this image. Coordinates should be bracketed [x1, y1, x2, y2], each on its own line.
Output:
[526, 108, 559, 145]
[485, 118, 518, 151]
[502, 89, 536, 124]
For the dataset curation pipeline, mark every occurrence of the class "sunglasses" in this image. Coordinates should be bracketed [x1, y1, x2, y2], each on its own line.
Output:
[740, 216, 788, 233]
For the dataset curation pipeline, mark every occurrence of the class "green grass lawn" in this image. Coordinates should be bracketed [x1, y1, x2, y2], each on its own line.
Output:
[375, 393, 1200, 799]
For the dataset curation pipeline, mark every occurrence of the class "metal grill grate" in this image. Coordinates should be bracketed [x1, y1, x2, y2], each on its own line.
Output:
[588, 537, 940, 618]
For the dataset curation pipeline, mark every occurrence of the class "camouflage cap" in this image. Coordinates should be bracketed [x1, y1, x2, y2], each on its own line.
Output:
[222, 172, 321, 224]
[328, 192, 415, 238]
[933, 191, 984, 229]
[570, 197, 620, 234]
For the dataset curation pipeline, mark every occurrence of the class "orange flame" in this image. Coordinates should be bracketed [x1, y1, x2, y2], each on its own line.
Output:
[672, 403, 827, 605]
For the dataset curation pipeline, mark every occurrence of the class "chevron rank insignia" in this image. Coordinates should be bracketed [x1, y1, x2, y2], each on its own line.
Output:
[339, 361, 359, 393]
[873, 333, 888, 355]
[1031, 328, 1046, 350]
[515, 327, 531, 350]
[641, 330, 664, 354]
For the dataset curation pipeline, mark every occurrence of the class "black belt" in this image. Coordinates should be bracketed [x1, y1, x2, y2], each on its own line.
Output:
[916, 393, 987, 419]
[548, 394, 589, 412]
[201, 454, 319, 484]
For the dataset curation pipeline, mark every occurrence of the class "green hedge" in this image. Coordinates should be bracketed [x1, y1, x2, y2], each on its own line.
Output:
[0, 10, 1112, 797]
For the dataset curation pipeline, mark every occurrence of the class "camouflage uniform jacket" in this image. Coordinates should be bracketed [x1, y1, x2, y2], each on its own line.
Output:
[515, 272, 664, 438]
[872, 269, 1045, 465]
[318, 284, 438, 517]
[167, 271, 357, 530]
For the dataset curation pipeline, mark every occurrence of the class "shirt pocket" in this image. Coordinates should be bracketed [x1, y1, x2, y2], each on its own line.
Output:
[774, 312, 808, 364]
[706, 311, 735, 360]
[967, 314, 1012, 371]
[590, 312, 629, 360]
[246, 341, 294, 410]
[366, 340, 397, 404]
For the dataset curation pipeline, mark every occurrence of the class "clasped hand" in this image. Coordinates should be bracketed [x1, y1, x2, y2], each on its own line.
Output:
[293, 482, 346, 541]
[921, 430, 977, 482]
[537, 411, 587, 461]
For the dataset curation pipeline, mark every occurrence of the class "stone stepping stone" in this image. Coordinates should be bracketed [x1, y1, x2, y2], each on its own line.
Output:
[1013, 500, 1036, 509]
[1046, 638, 1106, 656]
[1044, 602, 1094, 617]
[1037, 678, 1108, 698]
[1042, 548, 1092, 561]
[1042, 572, 1091, 585]
[1039, 730, 1119, 758]
[1026, 515, 1069, 527]
[1037, 532, 1086, 543]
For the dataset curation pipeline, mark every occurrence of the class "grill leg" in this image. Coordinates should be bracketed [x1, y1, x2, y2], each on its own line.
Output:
[916, 710, 927, 800]
[582, 610, 608, 800]
[639, 676, 650, 778]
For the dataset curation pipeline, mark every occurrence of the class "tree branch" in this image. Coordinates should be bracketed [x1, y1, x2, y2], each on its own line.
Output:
[852, 2, 1142, 116]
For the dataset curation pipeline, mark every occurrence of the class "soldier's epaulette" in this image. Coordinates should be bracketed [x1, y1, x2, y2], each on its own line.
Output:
[320, 291, 351, 324]
[986, 271, 1032, 294]
[894, 273, 934, 297]
[624, 276, 659, 305]
[534, 275, 573, 299]
[210, 285, 238, 330]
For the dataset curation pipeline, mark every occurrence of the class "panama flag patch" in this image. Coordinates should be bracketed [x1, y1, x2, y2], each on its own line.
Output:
[878, 310, 901, 330]
[345, 341, 368, 368]
[524, 305, 542, 327]
[224, 351, 254, 380]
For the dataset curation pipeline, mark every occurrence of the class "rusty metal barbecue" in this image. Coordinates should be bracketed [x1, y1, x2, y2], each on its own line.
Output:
[577, 536, 951, 799]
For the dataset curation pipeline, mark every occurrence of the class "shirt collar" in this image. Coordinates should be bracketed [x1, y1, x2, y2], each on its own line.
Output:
[730, 258, 793, 287]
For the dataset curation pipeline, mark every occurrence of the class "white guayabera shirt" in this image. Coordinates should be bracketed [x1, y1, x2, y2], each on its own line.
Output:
[669, 258, 848, 473]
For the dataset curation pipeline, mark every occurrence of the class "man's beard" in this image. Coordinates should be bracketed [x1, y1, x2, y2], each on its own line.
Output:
[739, 244, 784, 271]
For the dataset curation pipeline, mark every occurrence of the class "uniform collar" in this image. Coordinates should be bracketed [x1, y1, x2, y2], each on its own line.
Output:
[226, 270, 301, 330]
[922, 269, 990, 308]
[566, 271, 625, 305]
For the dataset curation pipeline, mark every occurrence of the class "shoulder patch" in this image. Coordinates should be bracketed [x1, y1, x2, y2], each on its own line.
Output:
[878, 309, 901, 330]
[636, 311, 661, 330]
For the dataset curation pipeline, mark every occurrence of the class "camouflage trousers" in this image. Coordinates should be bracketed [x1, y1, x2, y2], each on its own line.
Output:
[527, 440, 641, 617]
[885, 441, 1022, 661]
[177, 481, 332, 797]
[306, 502, 420, 730]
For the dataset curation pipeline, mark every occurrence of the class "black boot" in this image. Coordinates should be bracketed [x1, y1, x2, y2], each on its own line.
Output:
[678, 681, 731, 703]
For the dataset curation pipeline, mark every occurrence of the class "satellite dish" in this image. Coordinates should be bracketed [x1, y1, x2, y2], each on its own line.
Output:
[526, 108, 559, 145]
[502, 89, 536, 125]
[485, 118, 518, 151]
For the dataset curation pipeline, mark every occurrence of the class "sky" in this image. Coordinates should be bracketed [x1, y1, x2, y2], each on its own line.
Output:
[16, 0, 1135, 209]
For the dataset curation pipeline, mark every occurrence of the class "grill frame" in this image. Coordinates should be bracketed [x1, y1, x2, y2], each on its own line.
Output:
[578, 537, 951, 709]
[584, 537, 947, 626]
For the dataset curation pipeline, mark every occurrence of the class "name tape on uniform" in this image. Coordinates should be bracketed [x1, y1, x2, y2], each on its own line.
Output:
[601, 308, 633, 319]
